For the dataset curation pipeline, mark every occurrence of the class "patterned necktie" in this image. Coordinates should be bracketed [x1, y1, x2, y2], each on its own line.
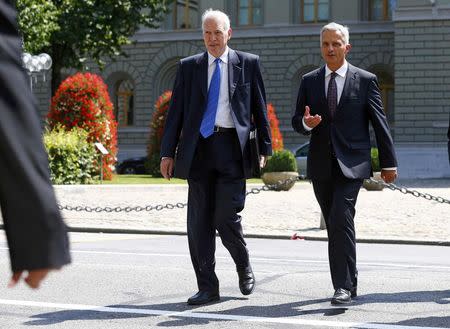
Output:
[200, 58, 221, 138]
[327, 71, 337, 120]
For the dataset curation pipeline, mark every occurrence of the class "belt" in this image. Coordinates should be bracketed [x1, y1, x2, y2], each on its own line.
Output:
[214, 126, 235, 133]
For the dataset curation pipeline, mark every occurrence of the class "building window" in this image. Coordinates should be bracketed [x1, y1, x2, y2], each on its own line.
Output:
[369, 0, 396, 21]
[300, 0, 329, 23]
[379, 81, 394, 124]
[167, 0, 199, 30]
[154, 58, 182, 102]
[237, 0, 263, 26]
[292, 65, 319, 111]
[114, 79, 134, 127]
[369, 67, 394, 124]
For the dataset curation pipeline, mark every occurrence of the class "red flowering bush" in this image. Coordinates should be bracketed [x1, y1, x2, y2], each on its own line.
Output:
[48, 72, 118, 180]
[146, 90, 172, 176]
[267, 103, 284, 151]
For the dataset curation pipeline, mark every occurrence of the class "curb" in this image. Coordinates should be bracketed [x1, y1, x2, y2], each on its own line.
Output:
[0, 225, 448, 246]
[65, 226, 450, 247]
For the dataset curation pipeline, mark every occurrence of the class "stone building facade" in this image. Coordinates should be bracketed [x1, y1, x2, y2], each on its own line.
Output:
[35, 0, 450, 178]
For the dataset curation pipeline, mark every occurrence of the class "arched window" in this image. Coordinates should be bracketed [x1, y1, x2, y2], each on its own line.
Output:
[368, 66, 395, 125]
[154, 58, 180, 100]
[114, 79, 135, 127]
[291, 65, 319, 109]
[365, 66, 395, 140]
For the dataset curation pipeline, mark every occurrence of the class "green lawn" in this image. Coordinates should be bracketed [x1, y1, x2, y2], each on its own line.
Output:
[101, 175, 264, 184]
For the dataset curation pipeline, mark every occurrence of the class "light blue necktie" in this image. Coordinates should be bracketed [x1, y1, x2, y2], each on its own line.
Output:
[200, 58, 221, 138]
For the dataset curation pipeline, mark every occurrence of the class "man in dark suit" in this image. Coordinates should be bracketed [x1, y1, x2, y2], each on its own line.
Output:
[292, 22, 397, 305]
[0, 0, 71, 288]
[160, 9, 271, 305]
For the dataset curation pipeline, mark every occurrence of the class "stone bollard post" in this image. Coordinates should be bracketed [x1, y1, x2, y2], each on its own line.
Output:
[320, 212, 326, 229]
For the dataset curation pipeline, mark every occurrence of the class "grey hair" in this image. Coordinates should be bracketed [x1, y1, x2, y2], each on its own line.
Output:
[202, 8, 231, 32]
[320, 22, 350, 45]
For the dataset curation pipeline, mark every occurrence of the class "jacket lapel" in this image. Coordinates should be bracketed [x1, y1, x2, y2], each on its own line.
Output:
[317, 66, 326, 105]
[337, 64, 358, 109]
[228, 48, 241, 100]
[195, 52, 208, 99]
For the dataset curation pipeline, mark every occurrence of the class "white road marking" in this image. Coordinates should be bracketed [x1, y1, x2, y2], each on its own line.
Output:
[71, 250, 450, 270]
[0, 248, 449, 270]
[0, 299, 447, 329]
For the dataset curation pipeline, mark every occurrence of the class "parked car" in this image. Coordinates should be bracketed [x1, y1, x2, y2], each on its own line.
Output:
[116, 156, 147, 174]
[292, 141, 309, 175]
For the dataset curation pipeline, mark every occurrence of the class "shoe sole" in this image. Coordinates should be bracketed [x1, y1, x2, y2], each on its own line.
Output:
[331, 298, 352, 306]
[187, 295, 220, 306]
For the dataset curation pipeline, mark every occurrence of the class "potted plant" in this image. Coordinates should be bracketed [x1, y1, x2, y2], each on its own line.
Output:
[261, 149, 299, 191]
[363, 147, 384, 191]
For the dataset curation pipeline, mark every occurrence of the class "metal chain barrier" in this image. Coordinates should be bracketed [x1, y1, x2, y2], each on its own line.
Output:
[57, 175, 449, 212]
[367, 178, 450, 204]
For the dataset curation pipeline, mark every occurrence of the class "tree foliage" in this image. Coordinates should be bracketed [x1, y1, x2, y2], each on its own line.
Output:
[17, 0, 59, 54]
[16, 0, 172, 92]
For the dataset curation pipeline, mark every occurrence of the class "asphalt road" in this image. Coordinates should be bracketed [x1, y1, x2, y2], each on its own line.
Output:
[0, 232, 449, 329]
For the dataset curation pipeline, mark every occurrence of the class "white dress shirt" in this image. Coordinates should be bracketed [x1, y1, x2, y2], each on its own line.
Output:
[207, 47, 234, 128]
[325, 61, 348, 103]
[302, 60, 348, 131]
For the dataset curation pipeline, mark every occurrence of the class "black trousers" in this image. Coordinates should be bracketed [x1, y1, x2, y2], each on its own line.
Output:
[187, 130, 250, 293]
[312, 158, 362, 291]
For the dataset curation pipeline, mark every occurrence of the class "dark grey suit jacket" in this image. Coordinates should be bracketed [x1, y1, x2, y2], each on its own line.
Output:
[161, 49, 272, 179]
[0, 0, 71, 271]
[292, 64, 397, 180]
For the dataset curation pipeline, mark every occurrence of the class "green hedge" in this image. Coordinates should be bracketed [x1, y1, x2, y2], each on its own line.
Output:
[263, 149, 298, 173]
[44, 127, 98, 184]
[371, 147, 381, 172]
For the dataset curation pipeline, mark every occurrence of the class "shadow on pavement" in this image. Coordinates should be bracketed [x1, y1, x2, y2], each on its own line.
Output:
[393, 316, 450, 328]
[23, 289, 449, 326]
[352, 289, 450, 306]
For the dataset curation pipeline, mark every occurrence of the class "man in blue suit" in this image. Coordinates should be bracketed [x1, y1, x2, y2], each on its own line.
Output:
[292, 22, 397, 305]
[160, 9, 271, 306]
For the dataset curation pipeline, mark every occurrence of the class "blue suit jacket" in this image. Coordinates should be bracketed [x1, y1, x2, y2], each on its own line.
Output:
[161, 49, 272, 179]
[292, 64, 397, 179]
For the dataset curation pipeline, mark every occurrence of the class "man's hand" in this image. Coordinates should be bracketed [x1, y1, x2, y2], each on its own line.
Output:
[303, 106, 322, 129]
[9, 269, 53, 289]
[381, 169, 397, 184]
[160, 157, 174, 180]
[260, 155, 267, 168]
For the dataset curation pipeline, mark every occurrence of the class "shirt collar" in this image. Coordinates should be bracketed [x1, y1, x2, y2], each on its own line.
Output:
[208, 46, 229, 66]
[325, 60, 348, 78]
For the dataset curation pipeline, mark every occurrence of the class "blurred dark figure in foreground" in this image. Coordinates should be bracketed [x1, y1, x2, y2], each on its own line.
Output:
[0, 0, 71, 288]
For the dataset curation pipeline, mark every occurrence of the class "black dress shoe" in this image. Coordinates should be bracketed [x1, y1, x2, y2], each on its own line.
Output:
[187, 291, 220, 305]
[351, 286, 357, 298]
[238, 270, 255, 295]
[331, 288, 351, 305]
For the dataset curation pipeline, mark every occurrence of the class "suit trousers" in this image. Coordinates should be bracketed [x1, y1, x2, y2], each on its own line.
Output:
[311, 158, 362, 291]
[187, 130, 250, 293]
